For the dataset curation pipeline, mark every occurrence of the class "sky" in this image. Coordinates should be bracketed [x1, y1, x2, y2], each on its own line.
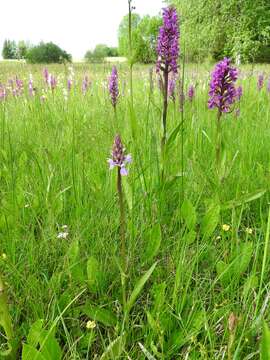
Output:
[0, 0, 165, 60]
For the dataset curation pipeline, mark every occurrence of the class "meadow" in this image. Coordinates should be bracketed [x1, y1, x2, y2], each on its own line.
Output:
[0, 59, 270, 359]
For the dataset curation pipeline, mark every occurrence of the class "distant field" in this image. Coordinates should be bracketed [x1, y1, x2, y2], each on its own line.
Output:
[0, 61, 270, 358]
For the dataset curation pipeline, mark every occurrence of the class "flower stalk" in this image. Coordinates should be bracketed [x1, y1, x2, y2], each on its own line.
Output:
[108, 135, 131, 325]
[117, 167, 126, 269]
[108, 135, 132, 270]
[208, 58, 238, 173]
[128, 0, 134, 108]
[109, 66, 119, 111]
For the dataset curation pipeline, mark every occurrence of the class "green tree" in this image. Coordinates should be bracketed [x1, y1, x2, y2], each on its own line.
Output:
[26, 42, 71, 63]
[84, 44, 119, 63]
[2, 39, 17, 59]
[167, 0, 270, 63]
[118, 13, 162, 63]
[17, 41, 29, 59]
[107, 47, 119, 57]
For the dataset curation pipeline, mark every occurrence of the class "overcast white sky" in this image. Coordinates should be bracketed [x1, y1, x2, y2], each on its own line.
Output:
[0, 0, 165, 60]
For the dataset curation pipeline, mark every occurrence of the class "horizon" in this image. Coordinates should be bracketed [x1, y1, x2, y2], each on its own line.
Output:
[0, 0, 165, 60]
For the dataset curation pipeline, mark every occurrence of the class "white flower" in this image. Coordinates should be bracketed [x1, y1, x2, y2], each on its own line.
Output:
[57, 231, 69, 239]
[86, 320, 96, 329]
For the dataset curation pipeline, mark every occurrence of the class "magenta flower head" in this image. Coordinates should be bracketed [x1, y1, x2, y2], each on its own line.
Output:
[67, 79, 72, 92]
[156, 7, 180, 74]
[168, 76, 176, 101]
[0, 84, 7, 101]
[109, 66, 119, 108]
[50, 75, 57, 91]
[267, 78, 270, 93]
[43, 68, 49, 84]
[82, 75, 89, 95]
[236, 86, 242, 100]
[208, 57, 238, 113]
[188, 84, 195, 101]
[16, 77, 23, 90]
[257, 74, 264, 91]
[108, 135, 132, 176]
[28, 79, 34, 97]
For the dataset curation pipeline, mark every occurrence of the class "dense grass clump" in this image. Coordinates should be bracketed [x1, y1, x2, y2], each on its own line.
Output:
[0, 60, 270, 359]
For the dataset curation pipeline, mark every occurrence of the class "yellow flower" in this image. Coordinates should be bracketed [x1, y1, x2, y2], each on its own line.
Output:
[2, 253, 7, 260]
[86, 320, 96, 330]
[222, 224, 230, 232]
[245, 227, 253, 235]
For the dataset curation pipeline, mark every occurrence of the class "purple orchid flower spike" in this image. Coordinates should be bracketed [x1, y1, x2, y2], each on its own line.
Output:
[28, 79, 34, 97]
[156, 7, 180, 75]
[0, 85, 7, 101]
[257, 74, 264, 91]
[82, 75, 89, 95]
[67, 79, 72, 92]
[208, 57, 238, 113]
[109, 66, 119, 108]
[236, 86, 242, 100]
[43, 68, 49, 84]
[50, 75, 57, 91]
[108, 135, 132, 176]
[188, 84, 195, 101]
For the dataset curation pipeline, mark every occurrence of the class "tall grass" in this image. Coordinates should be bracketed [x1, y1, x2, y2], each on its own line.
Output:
[0, 61, 269, 358]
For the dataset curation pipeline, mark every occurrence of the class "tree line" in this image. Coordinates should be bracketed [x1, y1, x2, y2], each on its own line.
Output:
[168, 0, 270, 63]
[2, 40, 71, 63]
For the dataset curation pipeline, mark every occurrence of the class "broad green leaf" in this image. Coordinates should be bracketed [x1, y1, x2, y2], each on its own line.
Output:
[83, 303, 117, 327]
[87, 256, 101, 292]
[165, 122, 183, 151]
[217, 243, 254, 287]
[0, 276, 15, 357]
[58, 291, 73, 312]
[243, 274, 258, 299]
[126, 262, 157, 314]
[181, 199, 197, 230]
[100, 335, 125, 360]
[67, 240, 84, 282]
[233, 242, 253, 277]
[184, 230, 197, 245]
[216, 260, 232, 287]
[201, 203, 220, 240]
[261, 322, 270, 360]
[169, 311, 205, 350]
[143, 224, 161, 263]
[27, 319, 44, 347]
[67, 240, 79, 263]
[190, 311, 205, 333]
[222, 189, 266, 210]
[21, 344, 46, 360]
[25, 321, 62, 360]
[39, 330, 62, 360]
